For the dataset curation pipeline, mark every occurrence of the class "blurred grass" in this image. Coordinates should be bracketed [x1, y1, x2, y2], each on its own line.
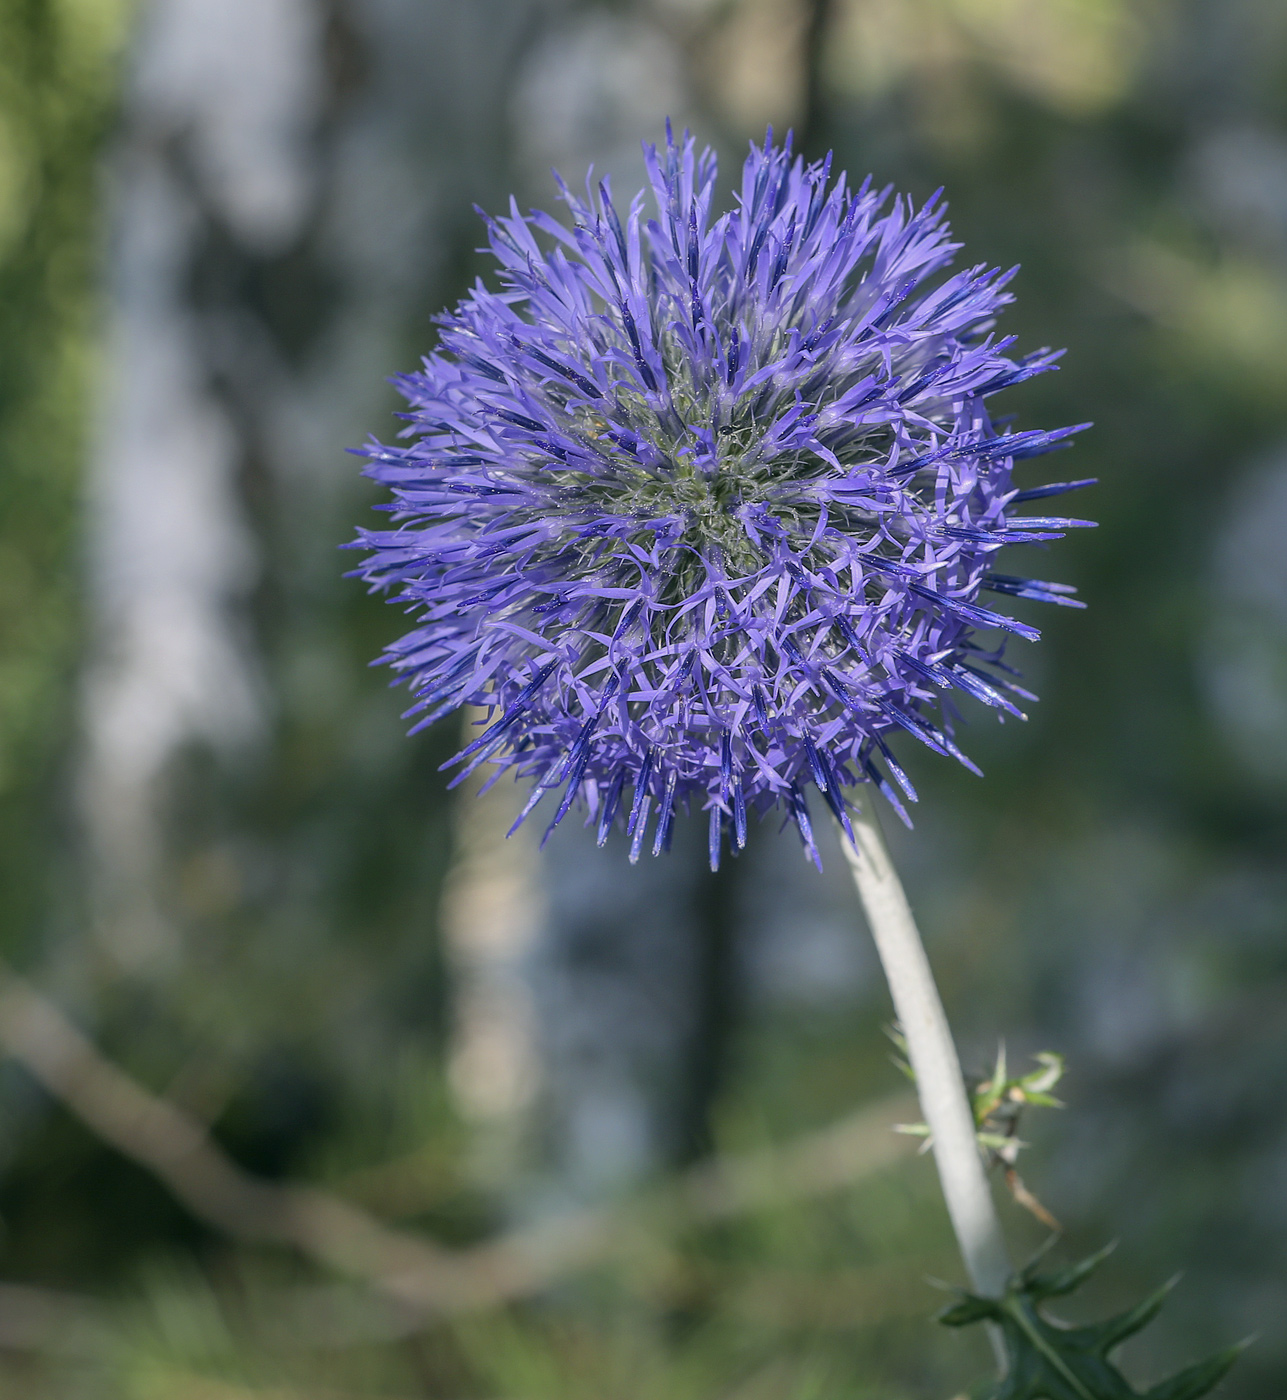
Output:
[0, 1000, 1012, 1398]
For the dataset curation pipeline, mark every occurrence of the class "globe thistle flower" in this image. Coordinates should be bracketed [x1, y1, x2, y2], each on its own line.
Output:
[352, 127, 1092, 869]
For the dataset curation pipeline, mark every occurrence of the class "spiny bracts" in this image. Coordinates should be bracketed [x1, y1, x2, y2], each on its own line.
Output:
[351, 126, 1092, 868]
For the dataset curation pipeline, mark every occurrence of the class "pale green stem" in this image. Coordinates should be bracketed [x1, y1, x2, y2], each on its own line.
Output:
[839, 805, 1010, 1371]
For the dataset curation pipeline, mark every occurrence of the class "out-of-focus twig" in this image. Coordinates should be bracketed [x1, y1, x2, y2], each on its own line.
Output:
[0, 962, 475, 1313]
[0, 960, 915, 1319]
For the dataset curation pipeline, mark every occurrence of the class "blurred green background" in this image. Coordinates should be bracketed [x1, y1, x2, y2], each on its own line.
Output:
[1, 0, 1286, 1395]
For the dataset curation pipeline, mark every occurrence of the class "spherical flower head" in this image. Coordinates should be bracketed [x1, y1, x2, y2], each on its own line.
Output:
[352, 127, 1093, 869]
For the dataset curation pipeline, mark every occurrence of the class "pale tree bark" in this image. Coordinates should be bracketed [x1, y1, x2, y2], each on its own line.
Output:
[83, 0, 321, 968]
[82, 0, 547, 980]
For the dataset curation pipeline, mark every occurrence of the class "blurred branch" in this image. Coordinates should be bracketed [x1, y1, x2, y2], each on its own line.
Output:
[0, 962, 469, 1312]
[0, 960, 915, 1320]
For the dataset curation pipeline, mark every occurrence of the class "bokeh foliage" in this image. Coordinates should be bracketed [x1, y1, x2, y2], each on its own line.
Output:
[0, 0, 127, 949]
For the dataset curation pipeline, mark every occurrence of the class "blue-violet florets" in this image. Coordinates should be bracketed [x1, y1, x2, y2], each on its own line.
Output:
[353, 128, 1092, 868]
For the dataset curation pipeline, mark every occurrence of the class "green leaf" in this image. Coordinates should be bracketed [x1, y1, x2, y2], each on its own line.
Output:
[1092, 1277, 1178, 1350]
[1023, 1092, 1065, 1109]
[891, 1041, 1069, 1229]
[1025, 1241, 1116, 1300]
[1020, 1053, 1066, 1100]
[1145, 1345, 1249, 1400]
[979, 1131, 1027, 1152]
[940, 1246, 1245, 1400]
[939, 1296, 1001, 1327]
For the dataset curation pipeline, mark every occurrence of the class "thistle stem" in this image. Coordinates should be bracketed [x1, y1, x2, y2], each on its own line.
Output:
[839, 805, 1010, 1367]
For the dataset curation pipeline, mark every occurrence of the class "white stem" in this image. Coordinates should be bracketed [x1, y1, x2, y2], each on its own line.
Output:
[839, 806, 1010, 1362]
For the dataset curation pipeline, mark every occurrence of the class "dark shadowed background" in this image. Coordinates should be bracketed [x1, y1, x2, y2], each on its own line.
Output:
[1, 0, 1286, 1396]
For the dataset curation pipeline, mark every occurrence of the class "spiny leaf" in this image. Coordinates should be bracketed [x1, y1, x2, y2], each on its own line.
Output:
[1145, 1344, 1248, 1400]
[940, 1246, 1244, 1400]
[1024, 1241, 1116, 1300]
[890, 1033, 1067, 1227]
[939, 1295, 1000, 1327]
[889, 1034, 1065, 1153]
[1092, 1277, 1179, 1350]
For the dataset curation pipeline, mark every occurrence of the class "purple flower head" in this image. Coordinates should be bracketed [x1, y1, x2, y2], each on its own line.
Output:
[352, 127, 1093, 869]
